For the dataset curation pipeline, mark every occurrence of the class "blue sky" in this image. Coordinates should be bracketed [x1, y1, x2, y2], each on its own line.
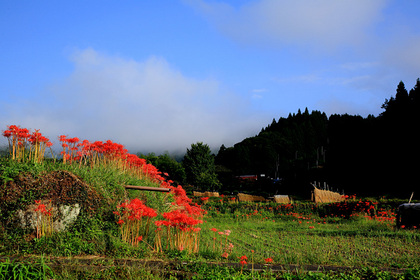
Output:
[1, 0, 420, 154]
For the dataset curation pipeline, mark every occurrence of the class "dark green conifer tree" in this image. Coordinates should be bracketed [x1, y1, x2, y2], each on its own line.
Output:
[183, 142, 220, 190]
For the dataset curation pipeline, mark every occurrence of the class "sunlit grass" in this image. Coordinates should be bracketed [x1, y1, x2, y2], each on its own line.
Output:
[198, 210, 420, 269]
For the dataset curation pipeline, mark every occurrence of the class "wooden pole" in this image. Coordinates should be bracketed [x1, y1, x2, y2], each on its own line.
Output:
[408, 192, 414, 204]
[125, 185, 170, 192]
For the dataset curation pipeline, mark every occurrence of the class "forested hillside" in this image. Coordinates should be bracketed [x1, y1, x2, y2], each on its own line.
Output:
[215, 79, 420, 198]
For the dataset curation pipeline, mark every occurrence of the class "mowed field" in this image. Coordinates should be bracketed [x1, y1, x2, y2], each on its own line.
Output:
[197, 199, 420, 271]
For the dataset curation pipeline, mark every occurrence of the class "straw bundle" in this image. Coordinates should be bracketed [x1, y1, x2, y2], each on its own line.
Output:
[193, 191, 220, 197]
[273, 195, 291, 204]
[237, 193, 266, 202]
[312, 187, 345, 203]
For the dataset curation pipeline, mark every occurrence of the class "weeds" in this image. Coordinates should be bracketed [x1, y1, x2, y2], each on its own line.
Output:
[0, 257, 55, 280]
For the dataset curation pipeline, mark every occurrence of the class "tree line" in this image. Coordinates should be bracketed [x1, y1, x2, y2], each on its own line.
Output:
[141, 78, 420, 199]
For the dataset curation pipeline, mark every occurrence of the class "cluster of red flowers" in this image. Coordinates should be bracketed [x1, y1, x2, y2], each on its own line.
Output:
[115, 198, 157, 222]
[111, 173, 207, 252]
[2, 125, 53, 162]
[114, 198, 157, 246]
[209, 227, 234, 257]
[59, 136, 127, 165]
[34, 200, 52, 216]
[3, 125, 170, 185]
[342, 194, 357, 200]
[34, 200, 53, 238]
[58, 135, 81, 164]
[167, 185, 206, 217]
[57, 135, 167, 184]
[400, 225, 418, 229]
[0, 127, 160, 183]
[152, 185, 206, 253]
[239, 255, 248, 265]
[362, 208, 397, 224]
[264, 257, 273, 264]
[29, 130, 52, 147]
[3, 125, 30, 146]
[160, 210, 202, 230]
[325, 198, 377, 218]
[4, 126, 211, 252]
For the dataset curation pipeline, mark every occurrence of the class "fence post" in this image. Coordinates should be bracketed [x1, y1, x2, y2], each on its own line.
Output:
[125, 186, 170, 192]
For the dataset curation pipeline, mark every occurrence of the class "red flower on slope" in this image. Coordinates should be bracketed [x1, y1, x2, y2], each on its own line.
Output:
[265, 257, 273, 264]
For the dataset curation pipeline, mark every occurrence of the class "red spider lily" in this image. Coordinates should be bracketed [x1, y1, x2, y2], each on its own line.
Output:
[155, 220, 171, 228]
[67, 137, 80, 144]
[265, 257, 273, 264]
[156, 197, 204, 254]
[3, 125, 175, 186]
[4, 126, 209, 254]
[26, 129, 52, 163]
[162, 210, 203, 229]
[238, 255, 248, 274]
[58, 135, 80, 163]
[28, 130, 48, 145]
[210, 228, 218, 250]
[3, 125, 31, 161]
[34, 203, 47, 214]
[2, 130, 11, 138]
[115, 198, 158, 246]
[33, 200, 53, 238]
[200, 197, 209, 204]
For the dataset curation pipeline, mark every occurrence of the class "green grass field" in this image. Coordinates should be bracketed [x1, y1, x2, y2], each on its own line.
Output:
[199, 202, 420, 269]
[1, 157, 419, 279]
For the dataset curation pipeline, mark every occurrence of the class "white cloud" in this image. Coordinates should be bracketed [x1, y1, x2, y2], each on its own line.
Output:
[187, 0, 386, 50]
[381, 36, 420, 80]
[1, 48, 266, 154]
